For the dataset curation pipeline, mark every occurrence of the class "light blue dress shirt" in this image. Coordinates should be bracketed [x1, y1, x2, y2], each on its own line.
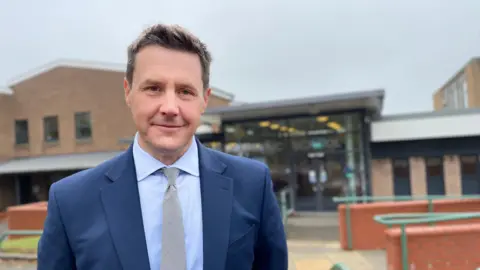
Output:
[132, 134, 203, 270]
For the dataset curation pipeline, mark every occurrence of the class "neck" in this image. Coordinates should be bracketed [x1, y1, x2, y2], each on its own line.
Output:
[137, 136, 193, 166]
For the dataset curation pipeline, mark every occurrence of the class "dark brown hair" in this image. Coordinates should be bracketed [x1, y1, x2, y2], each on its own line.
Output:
[126, 24, 212, 90]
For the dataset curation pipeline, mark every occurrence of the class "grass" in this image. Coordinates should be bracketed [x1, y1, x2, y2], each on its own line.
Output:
[0, 236, 40, 253]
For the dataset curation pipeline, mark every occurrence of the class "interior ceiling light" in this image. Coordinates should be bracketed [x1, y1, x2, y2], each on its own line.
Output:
[259, 121, 270, 127]
[316, 116, 329, 122]
[270, 123, 280, 130]
[327, 122, 345, 132]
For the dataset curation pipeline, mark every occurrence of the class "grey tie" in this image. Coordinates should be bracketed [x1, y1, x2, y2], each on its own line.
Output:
[161, 167, 187, 270]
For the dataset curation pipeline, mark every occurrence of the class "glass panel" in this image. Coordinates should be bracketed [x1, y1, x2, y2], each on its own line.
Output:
[75, 112, 92, 139]
[224, 120, 290, 192]
[14, 119, 29, 144]
[203, 141, 222, 151]
[460, 155, 477, 175]
[426, 157, 443, 177]
[223, 112, 365, 211]
[43, 116, 59, 142]
[393, 159, 410, 178]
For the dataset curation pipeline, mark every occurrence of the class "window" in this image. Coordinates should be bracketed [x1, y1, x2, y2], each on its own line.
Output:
[460, 155, 477, 175]
[75, 112, 92, 140]
[426, 157, 443, 177]
[43, 116, 59, 142]
[14, 119, 29, 145]
[443, 73, 469, 110]
[393, 159, 410, 178]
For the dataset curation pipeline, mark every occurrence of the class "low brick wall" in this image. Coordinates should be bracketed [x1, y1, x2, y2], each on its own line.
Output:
[385, 223, 480, 270]
[0, 211, 6, 221]
[338, 198, 480, 250]
[7, 201, 47, 239]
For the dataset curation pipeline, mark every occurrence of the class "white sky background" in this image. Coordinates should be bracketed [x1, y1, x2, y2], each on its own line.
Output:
[0, 0, 479, 114]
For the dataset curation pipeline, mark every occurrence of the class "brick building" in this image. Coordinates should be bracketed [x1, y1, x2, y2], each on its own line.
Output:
[2, 59, 480, 213]
[0, 60, 234, 210]
[203, 91, 480, 210]
[370, 109, 480, 197]
[433, 57, 480, 110]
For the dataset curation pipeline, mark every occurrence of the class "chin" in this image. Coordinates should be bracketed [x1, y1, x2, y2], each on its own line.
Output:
[149, 136, 189, 153]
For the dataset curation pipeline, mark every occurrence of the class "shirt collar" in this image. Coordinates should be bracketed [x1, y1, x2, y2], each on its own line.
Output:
[132, 133, 200, 181]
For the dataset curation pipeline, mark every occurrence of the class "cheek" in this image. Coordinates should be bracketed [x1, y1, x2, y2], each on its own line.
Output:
[180, 105, 202, 123]
[132, 100, 157, 123]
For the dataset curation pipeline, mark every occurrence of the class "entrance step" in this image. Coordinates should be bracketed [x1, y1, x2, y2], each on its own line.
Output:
[286, 211, 339, 242]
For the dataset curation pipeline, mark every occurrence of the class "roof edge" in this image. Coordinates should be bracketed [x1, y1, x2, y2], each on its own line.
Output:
[0, 86, 13, 95]
[377, 107, 480, 122]
[4, 59, 234, 101]
[433, 56, 479, 95]
[205, 88, 385, 115]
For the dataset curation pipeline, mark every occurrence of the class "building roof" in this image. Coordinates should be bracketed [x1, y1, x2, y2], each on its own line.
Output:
[205, 89, 385, 121]
[432, 56, 480, 95]
[0, 151, 123, 175]
[371, 108, 480, 142]
[0, 59, 235, 101]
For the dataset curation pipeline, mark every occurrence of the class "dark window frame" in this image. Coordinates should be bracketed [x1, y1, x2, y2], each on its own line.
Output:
[460, 155, 478, 176]
[43, 115, 59, 143]
[74, 112, 92, 140]
[14, 119, 29, 145]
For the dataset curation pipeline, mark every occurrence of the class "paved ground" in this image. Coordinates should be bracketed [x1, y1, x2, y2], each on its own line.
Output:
[0, 212, 388, 270]
[286, 212, 386, 270]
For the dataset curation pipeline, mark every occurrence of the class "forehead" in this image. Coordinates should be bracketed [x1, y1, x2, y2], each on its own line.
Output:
[132, 45, 203, 87]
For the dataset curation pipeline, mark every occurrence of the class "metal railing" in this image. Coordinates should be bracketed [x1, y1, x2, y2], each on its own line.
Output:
[0, 230, 43, 244]
[277, 186, 295, 225]
[332, 194, 480, 250]
[374, 212, 480, 270]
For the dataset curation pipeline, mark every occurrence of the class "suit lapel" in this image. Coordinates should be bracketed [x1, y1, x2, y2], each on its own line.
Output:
[197, 140, 234, 270]
[101, 145, 150, 270]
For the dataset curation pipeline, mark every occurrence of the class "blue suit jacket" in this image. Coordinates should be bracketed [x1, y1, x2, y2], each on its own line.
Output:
[37, 140, 288, 270]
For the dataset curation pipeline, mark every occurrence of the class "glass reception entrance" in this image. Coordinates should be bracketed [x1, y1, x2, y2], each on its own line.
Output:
[222, 112, 367, 211]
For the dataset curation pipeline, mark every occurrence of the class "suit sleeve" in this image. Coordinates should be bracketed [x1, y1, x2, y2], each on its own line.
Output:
[37, 184, 76, 270]
[252, 166, 289, 270]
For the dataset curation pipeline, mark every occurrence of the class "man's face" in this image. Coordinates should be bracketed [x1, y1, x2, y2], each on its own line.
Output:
[124, 45, 210, 159]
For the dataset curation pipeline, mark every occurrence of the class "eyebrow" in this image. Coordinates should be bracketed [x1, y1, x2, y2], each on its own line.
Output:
[140, 79, 164, 86]
[175, 82, 199, 93]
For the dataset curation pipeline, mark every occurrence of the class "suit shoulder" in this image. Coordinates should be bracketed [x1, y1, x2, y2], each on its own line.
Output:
[50, 151, 126, 194]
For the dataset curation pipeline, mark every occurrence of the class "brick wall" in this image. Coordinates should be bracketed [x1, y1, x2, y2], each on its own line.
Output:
[386, 223, 480, 270]
[465, 58, 480, 108]
[337, 198, 480, 250]
[371, 159, 393, 196]
[443, 155, 462, 195]
[7, 202, 47, 239]
[0, 94, 14, 161]
[409, 157, 427, 196]
[1, 66, 232, 160]
[432, 89, 444, 110]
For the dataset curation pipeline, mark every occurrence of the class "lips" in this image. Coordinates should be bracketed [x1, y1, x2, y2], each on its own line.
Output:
[152, 124, 184, 132]
[157, 124, 182, 128]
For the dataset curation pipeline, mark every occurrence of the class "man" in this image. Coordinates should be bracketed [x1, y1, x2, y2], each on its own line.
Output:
[37, 23, 288, 270]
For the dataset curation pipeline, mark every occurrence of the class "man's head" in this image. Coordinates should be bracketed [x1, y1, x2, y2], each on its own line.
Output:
[124, 24, 212, 164]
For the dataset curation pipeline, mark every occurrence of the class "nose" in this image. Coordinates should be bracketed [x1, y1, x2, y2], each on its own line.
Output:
[159, 89, 179, 117]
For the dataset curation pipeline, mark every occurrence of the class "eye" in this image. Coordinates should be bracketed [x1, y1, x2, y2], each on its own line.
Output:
[179, 89, 193, 95]
[146, 86, 161, 91]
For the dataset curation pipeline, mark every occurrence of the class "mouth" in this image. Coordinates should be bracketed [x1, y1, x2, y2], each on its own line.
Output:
[152, 124, 184, 131]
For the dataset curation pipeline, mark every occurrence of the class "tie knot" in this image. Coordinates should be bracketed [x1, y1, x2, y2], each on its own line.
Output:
[162, 167, 179, 186]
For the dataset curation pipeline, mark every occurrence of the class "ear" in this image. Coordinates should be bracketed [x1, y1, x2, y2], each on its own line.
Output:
[201, 88, 211, 114]
[124, 78, 132, 107]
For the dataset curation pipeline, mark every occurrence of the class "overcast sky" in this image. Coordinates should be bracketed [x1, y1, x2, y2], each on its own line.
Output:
[1, 0, 479, 114]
